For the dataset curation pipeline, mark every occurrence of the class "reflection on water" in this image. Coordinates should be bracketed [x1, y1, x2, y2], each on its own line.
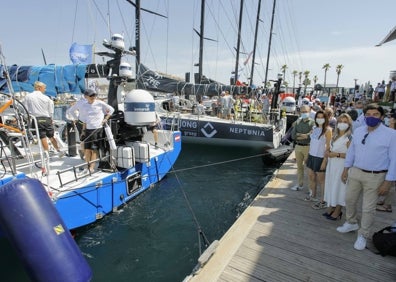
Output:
[0, 144, 278, 282]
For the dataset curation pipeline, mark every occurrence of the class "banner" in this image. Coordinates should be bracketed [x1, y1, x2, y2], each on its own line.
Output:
[69, 43, 93, 64]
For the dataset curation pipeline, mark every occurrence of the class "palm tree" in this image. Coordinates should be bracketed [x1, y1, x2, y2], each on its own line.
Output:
[313, 75, 318, 86]
[292, 70, 298, 94]
[281, 64, 288, 82]
[335, 64, 344, 94]
[303, 70, 310, 94]
[322, 63, 331, 93]
[298, 71, 303, 84]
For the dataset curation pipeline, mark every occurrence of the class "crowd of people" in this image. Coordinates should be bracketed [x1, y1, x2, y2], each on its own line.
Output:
[290, 94, 396, 251]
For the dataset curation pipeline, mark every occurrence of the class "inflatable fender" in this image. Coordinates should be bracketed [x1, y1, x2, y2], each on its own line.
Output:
[0, 178, 92, 282]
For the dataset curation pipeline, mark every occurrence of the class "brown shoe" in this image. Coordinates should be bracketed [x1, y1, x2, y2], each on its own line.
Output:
[376, 205, 392, 212]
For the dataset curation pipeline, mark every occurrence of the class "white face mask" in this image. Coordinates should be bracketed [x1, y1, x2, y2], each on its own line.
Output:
[301, 113, 309, 119]
[316, 118, 325, 125]
[337, 122, 349, 131]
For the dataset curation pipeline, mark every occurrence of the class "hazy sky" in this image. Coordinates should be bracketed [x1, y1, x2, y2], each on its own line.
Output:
[1, 0, 396, 88]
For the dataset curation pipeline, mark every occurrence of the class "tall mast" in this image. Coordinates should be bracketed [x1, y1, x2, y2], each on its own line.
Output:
[264, 0, 276, 88]
[135, 0, 141, 80]
[250, 0, 261, 86]
[198, 0, 205, 84]
[233, 0, 244, 85]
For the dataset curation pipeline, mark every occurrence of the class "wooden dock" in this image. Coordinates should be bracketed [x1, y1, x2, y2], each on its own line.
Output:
[187, 152, 396, 282]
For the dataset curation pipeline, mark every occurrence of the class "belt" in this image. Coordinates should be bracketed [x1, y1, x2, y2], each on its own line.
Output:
[295, 142, 309, 146]
[359, 168, 388, 174]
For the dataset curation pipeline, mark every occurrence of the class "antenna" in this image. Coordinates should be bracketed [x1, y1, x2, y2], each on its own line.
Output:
[41, 48, 47, 65]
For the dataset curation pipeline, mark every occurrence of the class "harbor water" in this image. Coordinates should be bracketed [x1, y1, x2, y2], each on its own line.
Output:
[0, 143, 279, 281]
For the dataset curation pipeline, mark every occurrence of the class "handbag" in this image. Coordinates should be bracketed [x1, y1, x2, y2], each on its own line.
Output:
[372, 226, 396, 256]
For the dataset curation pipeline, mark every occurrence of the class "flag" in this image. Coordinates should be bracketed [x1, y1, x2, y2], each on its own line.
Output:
[243, 51, 253, 65]
[235, 80, 246, 86]
[69, 43, 93, 64]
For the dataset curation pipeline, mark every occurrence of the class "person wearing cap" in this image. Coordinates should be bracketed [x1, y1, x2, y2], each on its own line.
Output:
[337, 104, 396, 250]
[24, 81, 64, 158]
[66, 92, 89, 158]
[78, 89, 114, 174]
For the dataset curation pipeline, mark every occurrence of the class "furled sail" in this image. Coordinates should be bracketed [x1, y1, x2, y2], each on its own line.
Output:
[137, 64, 251, 97]
[0, 64, 109, 96]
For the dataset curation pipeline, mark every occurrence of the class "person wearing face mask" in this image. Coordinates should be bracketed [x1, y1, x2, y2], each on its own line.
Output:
[290, 105, 315, 191]
[352, 100, 365, 131]
[376, 109, 396, 213]
[323, 113, 353, 220]
[337, 104, 396, 251]
[304, 110, 332, 209]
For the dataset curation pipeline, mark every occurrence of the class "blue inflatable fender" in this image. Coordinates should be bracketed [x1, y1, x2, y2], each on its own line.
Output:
[0, 178, 92, 282]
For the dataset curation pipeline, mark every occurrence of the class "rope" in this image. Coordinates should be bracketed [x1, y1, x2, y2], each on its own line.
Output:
[169, 153, 265, 174]
[165, 151, 268, 256]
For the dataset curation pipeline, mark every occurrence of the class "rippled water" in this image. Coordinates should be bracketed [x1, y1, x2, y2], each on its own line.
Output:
[0, 143, 278, 282]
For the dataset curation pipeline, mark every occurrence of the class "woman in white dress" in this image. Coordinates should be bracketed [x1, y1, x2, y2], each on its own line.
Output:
[323, 113, 353, 220]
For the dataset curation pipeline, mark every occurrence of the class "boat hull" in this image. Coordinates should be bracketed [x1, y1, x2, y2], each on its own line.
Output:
[160, 115, 284, 149]
[53, 131, 181, 230]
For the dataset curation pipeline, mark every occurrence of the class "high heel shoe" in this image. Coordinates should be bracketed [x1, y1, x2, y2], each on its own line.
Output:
[322, 209, 335, 217]
[327, 211, 343, 221]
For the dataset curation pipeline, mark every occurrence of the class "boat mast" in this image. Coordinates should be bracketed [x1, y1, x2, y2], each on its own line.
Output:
[233, 0, 244, 85]
[135, 0, 141, 80]
[197, 0, 205, 84]
[250, 0, 262, 86]
[264, 0, 276, 89]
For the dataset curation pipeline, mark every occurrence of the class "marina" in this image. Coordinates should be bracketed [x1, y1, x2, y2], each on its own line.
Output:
[0, 143, 279, 281]
[0, 0, 395, 281]
[188, 152, 396, 281]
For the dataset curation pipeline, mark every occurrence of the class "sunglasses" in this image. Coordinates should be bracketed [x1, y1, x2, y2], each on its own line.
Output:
[361, 133, 369, 145]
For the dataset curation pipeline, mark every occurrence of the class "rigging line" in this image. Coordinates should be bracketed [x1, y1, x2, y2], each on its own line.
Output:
[164, 0, 170, 74]
[171, 163, 211, 254]
[90, 0, 111, 37]
[168, 153, 266, 174]
[71, 0, 79, 43]
[285, 0, 303, 69]
[116, 0, 132, 45]
[211, 0, 240, 60]
[139, 2, 166, 71]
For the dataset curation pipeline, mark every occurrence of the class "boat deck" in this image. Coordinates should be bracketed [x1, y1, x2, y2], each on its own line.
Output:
[1, 129, 173, 195]
[188, 151, 396, 282]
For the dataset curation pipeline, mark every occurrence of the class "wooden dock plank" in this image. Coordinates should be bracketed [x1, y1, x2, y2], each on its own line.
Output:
[188, 152, 396, 282]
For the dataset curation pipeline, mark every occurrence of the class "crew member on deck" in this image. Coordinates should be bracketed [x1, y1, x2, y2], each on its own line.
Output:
[24, 81, 64, 158]
[78, 89, 114, 174]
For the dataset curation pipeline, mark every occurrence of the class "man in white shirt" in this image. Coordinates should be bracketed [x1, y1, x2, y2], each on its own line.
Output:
[220, 91, 235, 120]
[79, 89, 114, 173]
[24, 81, 63, 158]
[337, 104, 396, 250]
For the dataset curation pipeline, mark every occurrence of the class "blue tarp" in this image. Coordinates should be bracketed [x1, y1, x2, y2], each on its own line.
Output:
[0, 64, 95, 96]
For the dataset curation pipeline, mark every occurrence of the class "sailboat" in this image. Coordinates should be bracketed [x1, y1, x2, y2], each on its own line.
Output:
[145, 0, 288, 153]
[0, 33, 181, 231]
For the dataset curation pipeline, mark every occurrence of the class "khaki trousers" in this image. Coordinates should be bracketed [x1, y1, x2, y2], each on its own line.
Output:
[294, 144, 309, 187]
[345, 167, 386, 238]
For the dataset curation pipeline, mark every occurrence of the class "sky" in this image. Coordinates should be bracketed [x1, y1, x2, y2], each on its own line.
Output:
[1, 0, 396, 90]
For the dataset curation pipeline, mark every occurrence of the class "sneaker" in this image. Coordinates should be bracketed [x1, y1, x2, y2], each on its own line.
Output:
[291, 185, 303, 191]
[304, 195, 319, 202]
[353, 235, 367, 250]
[78, 168, 89, 176]
[336, 222, 359, 233]
[312, 201, 327, 210]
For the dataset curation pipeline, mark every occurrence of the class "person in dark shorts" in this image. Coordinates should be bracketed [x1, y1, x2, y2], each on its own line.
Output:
[24, 81, 64, 158]
[78, 89, 114, 174]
